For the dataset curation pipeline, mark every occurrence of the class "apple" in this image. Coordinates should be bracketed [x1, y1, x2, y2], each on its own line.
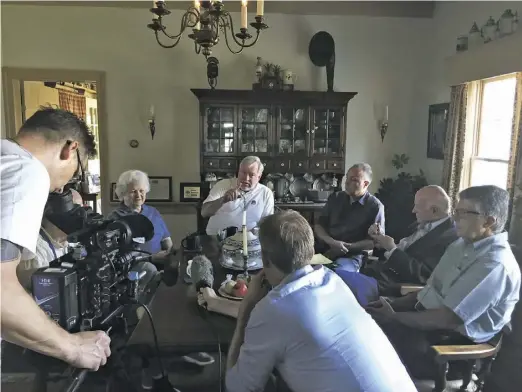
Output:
[233, 281, 248, 298]
[224, 280, 236, 295]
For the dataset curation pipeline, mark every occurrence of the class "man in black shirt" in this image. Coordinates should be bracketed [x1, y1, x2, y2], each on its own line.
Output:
[315, 163, 385, 272]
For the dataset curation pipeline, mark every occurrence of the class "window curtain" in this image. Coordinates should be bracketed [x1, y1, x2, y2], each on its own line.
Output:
[508, 73, 522, 242]
[441, 84, 469, 208]
[58, 90, 86, 120]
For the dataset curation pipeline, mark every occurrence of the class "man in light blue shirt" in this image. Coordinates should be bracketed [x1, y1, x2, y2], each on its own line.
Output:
[226, 210, 416, 392]
[368, 185, 521, 379]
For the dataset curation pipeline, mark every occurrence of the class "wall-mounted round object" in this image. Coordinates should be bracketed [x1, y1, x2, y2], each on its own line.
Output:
[309, 31, 335, 67]
[129, 139, 139, 148]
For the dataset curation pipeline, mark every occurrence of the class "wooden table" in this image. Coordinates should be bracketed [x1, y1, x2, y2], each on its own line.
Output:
[127, 236, 242, 355]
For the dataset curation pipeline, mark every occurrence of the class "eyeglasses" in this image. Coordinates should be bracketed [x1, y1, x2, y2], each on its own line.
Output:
[453, 208, 483, 219]
[67, 143, 85, 185]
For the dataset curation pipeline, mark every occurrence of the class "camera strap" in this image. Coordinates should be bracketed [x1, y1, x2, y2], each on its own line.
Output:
[39, 228, 58, 260]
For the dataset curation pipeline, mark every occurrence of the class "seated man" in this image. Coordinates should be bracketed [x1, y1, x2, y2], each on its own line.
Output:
[224, 210, 417, 392]
[109, 170, 174, 266]
[364, 185, 458, 294]
[201, 156, 274, 235]
[367, 185, 521, 379]
[314, 163, 384, 272]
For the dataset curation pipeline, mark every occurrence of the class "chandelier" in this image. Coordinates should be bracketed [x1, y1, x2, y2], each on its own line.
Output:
[147, 0, 268, 58]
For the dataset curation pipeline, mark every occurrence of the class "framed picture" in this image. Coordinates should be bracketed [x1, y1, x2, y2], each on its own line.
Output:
[427, 103, 450, 160]
[110, 176, 173, 203]
[110, 182, 119, 202]
[180, 182, 202, 202]
[147, 176, 173, 202]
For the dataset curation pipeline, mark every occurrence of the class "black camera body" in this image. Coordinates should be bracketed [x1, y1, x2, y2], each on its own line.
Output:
[32, 194, 155, 333]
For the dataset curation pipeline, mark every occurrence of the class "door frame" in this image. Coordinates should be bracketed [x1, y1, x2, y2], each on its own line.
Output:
[2, 67, 110, 214]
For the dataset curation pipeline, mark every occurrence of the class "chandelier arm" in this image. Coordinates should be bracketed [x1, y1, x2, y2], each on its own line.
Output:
[194, 41, 202, 54]
[219, 14, 246, 53]
[158, 9, 198, 40]
[155, 30, 182, 48]
[220, 13, 261, 49]
[219, 15, 244, 54]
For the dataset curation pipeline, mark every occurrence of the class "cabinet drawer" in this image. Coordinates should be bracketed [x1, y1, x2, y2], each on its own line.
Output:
[310, 160, 327, 170]
[273, 159, 291, 171]
[220, 159, 238, 170]
[292, 159, 308, 171]
[327, 160, 343, 171]
[203, 158, 220, 170]
[261, 159, 272, 172]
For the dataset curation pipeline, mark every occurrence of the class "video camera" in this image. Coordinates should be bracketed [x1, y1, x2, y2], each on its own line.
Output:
[31, 190, 155, 333]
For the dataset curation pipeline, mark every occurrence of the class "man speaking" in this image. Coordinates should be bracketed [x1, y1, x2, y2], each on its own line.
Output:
[1, 108, 111, 370]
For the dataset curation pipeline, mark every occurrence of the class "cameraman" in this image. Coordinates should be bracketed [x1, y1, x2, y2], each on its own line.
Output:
[1, 108, 111, 371]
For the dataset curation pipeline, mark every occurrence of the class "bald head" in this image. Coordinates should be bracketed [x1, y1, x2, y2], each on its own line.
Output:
[412, 185, 451, 223]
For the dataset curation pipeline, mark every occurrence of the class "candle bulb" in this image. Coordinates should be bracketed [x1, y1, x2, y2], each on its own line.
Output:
[194, 0, 201, 29]
[385, 105, 389, 122]
[257, 0, 264, 16]
[152, 0, 158, 20]
[241, 0, 248, 29]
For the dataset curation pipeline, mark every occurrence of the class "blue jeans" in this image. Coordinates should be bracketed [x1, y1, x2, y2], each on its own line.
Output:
[335, 255, 363, 272]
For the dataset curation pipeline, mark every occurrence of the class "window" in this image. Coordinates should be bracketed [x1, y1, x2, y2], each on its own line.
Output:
[467, 74, 517, 189]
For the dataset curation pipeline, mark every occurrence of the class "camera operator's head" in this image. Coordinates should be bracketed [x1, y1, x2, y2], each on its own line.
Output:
[16, 107, 97, 192]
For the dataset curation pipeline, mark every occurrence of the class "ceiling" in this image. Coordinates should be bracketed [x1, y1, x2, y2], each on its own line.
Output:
[2, 1, 435, 18]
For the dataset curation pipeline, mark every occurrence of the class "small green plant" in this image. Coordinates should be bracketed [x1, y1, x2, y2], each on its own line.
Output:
[375, 154, 428, 240]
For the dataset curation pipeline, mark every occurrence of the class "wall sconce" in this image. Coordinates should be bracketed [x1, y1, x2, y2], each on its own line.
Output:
[378, 105, 389, 142]
[149, 104, 156, 139]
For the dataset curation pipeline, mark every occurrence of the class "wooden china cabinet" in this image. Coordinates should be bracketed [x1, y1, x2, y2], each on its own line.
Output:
[192, 89, 358, 176]
[192, 89, 357, 232]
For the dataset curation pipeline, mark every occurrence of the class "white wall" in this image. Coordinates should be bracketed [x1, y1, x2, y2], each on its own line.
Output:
[409, 1, 520, 184]
[1, 4, 434, 244]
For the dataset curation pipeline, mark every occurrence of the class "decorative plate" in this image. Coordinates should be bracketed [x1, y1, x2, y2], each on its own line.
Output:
[217, 286, 243, 301]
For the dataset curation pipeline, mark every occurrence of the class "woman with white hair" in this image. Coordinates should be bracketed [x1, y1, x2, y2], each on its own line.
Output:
[109, 170, 173, 263]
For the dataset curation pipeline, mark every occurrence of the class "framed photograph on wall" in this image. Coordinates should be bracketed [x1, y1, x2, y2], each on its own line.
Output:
[180, 182, 202, 202]
[147, 176, 173, 202]
[427, 103, 450, 160]
[110, 182, 119, 202]
[110, 176, 173, 202]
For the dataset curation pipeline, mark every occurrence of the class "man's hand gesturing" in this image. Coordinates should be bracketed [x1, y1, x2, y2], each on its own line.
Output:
[223, 188, 242, 203]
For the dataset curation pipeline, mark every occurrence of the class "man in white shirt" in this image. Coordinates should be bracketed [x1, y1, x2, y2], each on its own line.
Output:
[1, 108, 111, 371]
[201, 156, 274, 235]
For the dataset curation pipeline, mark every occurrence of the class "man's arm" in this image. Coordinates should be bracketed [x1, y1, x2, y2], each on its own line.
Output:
[349, 203, 386, 251]
[200, 196, 226, 218]
[389, 292, 418, 312]
[314, 223, 336, 246]
[0, 240, 76, 361]
[386, 249, 433, 284]
[392, 307, 463, 331]
[226, 305, 282, 392]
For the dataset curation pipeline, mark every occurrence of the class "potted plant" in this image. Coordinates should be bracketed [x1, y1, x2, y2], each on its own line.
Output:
[375, 153, 428, 241]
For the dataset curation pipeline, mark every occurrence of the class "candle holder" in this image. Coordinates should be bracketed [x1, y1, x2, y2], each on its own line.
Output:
[242, 253, 249, 278]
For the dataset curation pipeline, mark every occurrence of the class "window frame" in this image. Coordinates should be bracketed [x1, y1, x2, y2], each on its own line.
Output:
[465, 73, 517, 189]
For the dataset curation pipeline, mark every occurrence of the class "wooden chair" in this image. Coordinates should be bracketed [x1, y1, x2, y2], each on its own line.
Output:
[397, 284, 504, 392]
[431, 335, 503, 392]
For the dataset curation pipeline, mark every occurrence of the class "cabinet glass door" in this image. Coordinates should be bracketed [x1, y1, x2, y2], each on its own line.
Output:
[312, 108, 343, 155]
[204, 106, 236, 154]
[277, 107, 308, 155]
[238, 107, 269, 154]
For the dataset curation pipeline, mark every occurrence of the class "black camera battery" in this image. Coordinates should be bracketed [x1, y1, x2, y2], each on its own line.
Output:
[32, 266, 79, 331]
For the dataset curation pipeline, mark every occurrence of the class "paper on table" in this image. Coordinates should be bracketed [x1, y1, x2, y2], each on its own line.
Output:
[310, 254, 333, 265]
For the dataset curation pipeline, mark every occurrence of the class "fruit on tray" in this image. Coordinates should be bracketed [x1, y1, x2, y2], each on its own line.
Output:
[223, 279, 248, 298]
[233, 281, 248, 298]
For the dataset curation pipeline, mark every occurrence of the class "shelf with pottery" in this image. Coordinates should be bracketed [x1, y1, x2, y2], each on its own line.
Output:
[447, 23, 522, 85]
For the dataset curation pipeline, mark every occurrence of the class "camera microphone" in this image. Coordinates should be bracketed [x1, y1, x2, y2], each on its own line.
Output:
[190, 255, 214, 292]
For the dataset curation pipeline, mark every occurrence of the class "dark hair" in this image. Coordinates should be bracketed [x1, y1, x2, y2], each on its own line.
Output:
[258, 210, 314, 274]
[459, 185, 510, 233]
[19, 107, 96, 159]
